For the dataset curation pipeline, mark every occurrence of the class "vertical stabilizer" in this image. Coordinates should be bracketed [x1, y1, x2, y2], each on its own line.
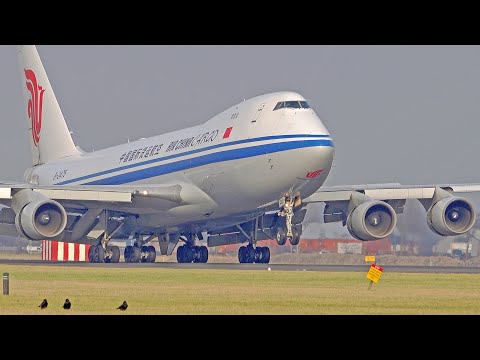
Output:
[17, 45, 81, 165]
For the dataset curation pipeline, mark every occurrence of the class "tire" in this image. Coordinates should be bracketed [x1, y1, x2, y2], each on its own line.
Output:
[124, 245, 133, 263]
[254, 247, 263, 263]
[261, 247, 270, 264]
[184, 247, 194, 263]
[131, 246, 141, 262]
[93, 245, 105, 263]
[140, 246, 148, 263]
[289, 227, 300, 246]
[193, 245, 201, 263]
[276, 227, 287, 246]
[177, 245, 185, 263]
[88, 244, 95, 263]
[246, 246, 255, 263]
[199, 246, 208, 263]
[148, 245, 156, 263]
[110, 246, 120, 263]
[238, 246, 246, 263]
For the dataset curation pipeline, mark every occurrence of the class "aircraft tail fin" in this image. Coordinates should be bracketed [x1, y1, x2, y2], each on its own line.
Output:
[17, 45, 81, 165]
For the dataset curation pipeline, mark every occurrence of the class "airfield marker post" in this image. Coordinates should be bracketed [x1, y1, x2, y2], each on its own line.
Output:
[366, 264, 383, 290]
[3, 272, 9, 295]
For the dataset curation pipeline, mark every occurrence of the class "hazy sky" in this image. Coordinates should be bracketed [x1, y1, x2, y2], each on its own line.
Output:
[1, 45, 480, 187]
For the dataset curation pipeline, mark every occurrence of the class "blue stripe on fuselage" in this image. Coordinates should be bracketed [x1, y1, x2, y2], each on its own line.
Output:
[56, 134, 332, 185]
[82, 139, 333, 185]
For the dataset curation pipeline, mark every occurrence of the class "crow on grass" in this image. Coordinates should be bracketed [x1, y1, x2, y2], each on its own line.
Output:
[117, 301, 128, 311]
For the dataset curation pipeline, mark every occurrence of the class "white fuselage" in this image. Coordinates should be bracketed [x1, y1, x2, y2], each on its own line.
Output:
[25, 91, 335, 227]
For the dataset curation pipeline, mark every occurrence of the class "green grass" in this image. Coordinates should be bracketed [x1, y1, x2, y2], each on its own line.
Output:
[1, 264, 480, 314]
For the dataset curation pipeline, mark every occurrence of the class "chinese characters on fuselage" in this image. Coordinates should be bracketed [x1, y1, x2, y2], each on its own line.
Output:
[118, 129, 220, 163]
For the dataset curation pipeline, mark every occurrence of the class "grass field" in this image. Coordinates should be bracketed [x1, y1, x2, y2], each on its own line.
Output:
[1, 264, 480, 314]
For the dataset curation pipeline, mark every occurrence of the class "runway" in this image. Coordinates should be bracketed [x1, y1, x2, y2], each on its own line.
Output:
[1, 259, 480, 273]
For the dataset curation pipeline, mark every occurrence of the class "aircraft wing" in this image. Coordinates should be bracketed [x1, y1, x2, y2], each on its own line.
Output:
[302, 183, 480, 236]
[0, 183, 188, 208]
[303, 183, 480, 203]
[0, 182, 216, 243]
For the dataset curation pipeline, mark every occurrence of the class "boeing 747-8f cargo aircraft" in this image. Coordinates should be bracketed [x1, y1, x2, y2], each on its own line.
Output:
[0, 45, 478, 264]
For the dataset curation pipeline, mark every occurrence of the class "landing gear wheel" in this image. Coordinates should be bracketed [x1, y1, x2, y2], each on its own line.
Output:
[88, 244, 95, 262]
[105, 246, 120, 263]
[140, 246, 149, 263]
[193, 245, 201, 263]
[238, 246, 247, 263]
[131, 246, 141, 262]
[246, 246, 255, 263]
[276, 227, 287, 246]
[89, 245, 105, 263]
[289, 226, 300, 246]
[255, 247, 263, 263]
[110, 246, 120, 263]
[124, 245, 133, 263]
[199, 246, 208, 263]
[177, 245, 186, 263]
[147, 245, 156, 263]
[177, 245, 195, 263]
[261, 247, 270, 264]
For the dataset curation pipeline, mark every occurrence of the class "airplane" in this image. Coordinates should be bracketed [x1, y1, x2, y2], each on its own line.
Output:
[0, 44, 479, 264]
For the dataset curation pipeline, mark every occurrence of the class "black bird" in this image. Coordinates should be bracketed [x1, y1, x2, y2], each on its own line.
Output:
[38, 299, 48, 309]
[63, 299, 71, 310]
[117, 301, 128, 311]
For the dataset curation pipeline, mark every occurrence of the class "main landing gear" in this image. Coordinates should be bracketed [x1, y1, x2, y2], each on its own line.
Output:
[124, 245, 156, 263]
[238, 245, 270, 264]
[88, 210, 124, 263]
[236, 216, 271, 264]
[124, 234, 157, 263]
[176, 234, 208, 263]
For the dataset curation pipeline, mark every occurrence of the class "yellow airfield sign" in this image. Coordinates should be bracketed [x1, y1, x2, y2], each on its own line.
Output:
[367, 264, 383, 283]
[364, 256, 375, 263]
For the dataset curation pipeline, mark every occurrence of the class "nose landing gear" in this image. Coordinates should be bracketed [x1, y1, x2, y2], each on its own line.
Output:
[276, 192, 302, 246]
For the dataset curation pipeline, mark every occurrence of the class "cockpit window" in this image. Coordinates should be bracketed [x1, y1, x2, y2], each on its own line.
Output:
[273, 102, 285, 111]
[284, 101, 301, 109]
[299, 101, 310, 109]
[273, 100, 310, 111]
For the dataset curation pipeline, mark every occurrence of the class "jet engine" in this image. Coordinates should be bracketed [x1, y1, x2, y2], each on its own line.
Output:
[12, 190, 67, 240]
[427, 197, 476, 236]
[346, 201, 397, 241]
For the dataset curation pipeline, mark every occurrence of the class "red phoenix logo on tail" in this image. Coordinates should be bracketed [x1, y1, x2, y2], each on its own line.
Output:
[24, 69, 45, 147]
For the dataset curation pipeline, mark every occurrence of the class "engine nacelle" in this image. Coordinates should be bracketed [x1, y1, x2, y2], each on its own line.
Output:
[346, 201, 397, 241]
[427, 197, 476, 236]
[13, 191, 67, 240]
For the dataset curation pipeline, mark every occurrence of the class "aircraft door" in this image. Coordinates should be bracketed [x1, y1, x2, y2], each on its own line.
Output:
[251, 103, 266, 125]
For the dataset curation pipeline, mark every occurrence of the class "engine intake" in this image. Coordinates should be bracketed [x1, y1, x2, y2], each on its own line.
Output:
[347, 201, 397, 241]
[427, 197, 476, 236]
[12, 190, 67, 240]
